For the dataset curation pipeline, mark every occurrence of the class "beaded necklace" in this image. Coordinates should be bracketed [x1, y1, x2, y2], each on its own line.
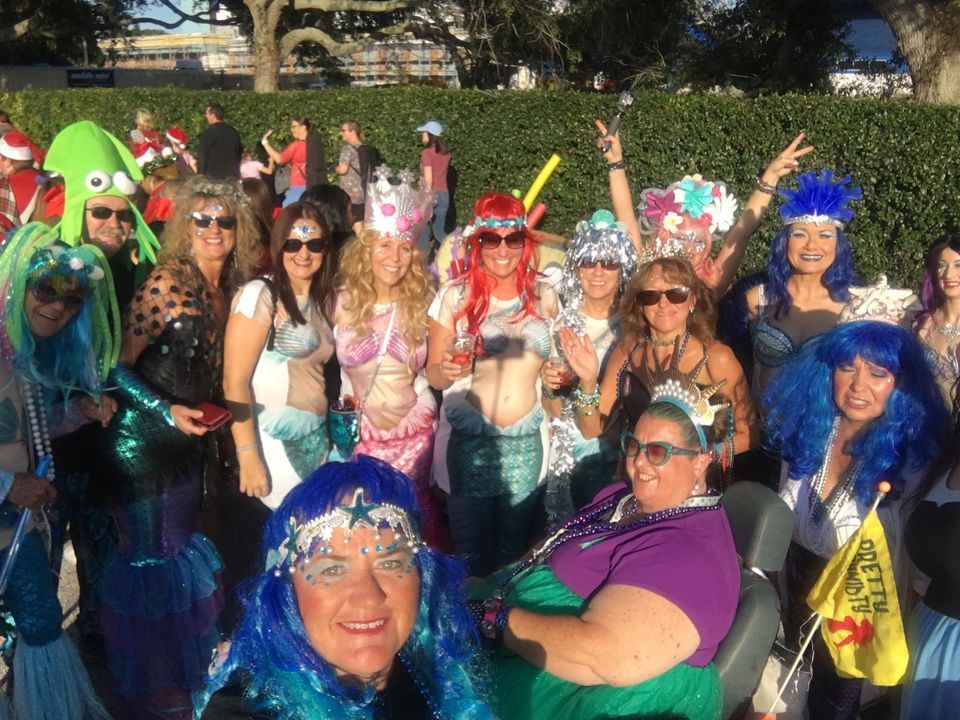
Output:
[808, 417, 861, 527]
[492, 487, 721, 600]
[21, 381, 54, 480]
[395, 652, 443, 719]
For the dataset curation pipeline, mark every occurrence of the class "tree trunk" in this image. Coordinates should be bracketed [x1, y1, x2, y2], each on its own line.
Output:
[870, 0, 960, 103]
[248, 0, 282, 93]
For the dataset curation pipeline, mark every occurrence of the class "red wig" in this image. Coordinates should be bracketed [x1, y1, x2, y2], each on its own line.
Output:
[453, 192, 541, 352]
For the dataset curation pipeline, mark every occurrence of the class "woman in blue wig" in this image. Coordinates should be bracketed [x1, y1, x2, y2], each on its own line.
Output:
[195, 454, 492, 719]
[0, 221, 119, 719]
[746, 169, 861, 402]
[764, 276, 949, 720]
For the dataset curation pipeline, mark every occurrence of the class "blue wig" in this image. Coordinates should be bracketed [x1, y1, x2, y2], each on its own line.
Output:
[765, 170, 862, 318]
[764, 321, 949, 506]
[195, 456, 492, 720]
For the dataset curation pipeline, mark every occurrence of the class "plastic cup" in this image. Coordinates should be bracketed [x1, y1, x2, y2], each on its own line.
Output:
[445, 332, 477, 367]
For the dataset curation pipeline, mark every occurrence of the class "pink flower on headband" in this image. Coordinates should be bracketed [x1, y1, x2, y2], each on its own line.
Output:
[381, 203, 396, 217]
[642, 190, 681, 228]
[412, 209, 422, 222]
[396, 216, 411, 232]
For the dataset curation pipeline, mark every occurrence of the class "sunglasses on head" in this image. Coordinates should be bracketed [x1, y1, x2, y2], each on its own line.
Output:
[620, 431, 699, 466]
[31, 282, 88, 310]
[188, 212, 237, 230]
[283, 238, 325, 254]
[477, 231, 525, 250]
[580, 260, 619, 271]
[87, 206, 135, 224]
[636, 287, 691, 306]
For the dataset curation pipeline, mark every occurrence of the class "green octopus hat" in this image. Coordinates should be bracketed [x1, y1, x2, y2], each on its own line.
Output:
[44, 120, 161, 264]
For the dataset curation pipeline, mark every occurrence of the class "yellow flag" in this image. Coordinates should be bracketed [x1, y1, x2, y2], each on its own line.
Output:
[805, 509, 909, 685]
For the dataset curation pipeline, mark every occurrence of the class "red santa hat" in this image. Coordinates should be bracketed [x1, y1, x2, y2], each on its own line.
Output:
[0, 131, 35, 162]
[166, 127, 188, 148]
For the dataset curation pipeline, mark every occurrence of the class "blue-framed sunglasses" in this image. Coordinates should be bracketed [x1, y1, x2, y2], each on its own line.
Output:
[620, 431, 700, 466]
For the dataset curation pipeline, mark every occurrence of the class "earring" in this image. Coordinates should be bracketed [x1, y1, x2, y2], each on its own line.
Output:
[689, 306, 695, 315]
[693, 479, 701, 492]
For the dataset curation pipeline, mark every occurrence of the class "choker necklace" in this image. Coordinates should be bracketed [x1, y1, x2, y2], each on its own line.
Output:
[647, 334, 680, 347]
[937, 323, 960, 341]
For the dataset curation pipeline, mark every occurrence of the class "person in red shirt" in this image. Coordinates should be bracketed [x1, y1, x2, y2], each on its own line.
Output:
[0, 131, 43, 226]
[261, 116, 312, 207]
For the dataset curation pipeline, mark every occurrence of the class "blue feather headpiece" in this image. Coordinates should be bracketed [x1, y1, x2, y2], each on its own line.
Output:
[778, 169, 862, 229]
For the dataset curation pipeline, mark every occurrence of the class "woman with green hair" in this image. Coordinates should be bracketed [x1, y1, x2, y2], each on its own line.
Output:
[0, 221, 119, 719]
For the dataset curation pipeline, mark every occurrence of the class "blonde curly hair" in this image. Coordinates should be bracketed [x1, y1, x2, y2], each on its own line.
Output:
[336, 229, 432, 352]
[159, 175, 261, 289]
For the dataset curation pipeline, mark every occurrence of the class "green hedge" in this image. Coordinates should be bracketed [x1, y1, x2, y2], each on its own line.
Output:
[4, 86, 960, 284]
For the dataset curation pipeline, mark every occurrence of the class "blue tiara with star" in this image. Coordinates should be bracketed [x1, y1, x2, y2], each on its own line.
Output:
[266, 487, 423, 575]
[778, 169, 862, 229]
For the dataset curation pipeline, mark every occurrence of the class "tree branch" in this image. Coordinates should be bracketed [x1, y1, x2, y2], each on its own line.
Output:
[292, 0, 419, 11]
[279, 21, 412, 57]
[128, 0, 238, 29]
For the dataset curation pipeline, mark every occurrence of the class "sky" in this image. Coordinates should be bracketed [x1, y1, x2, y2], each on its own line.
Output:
[144, 2, 207, 34]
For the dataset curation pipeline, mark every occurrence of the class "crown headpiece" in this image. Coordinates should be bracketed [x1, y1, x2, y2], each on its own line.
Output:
[266, 487, 423, 576]
[364, 165, 433, 242]
[779, 169, 861, 229]
[557, 210, 639, 318]
[641, 337, 729, 450]
[839, 275, 920, 328]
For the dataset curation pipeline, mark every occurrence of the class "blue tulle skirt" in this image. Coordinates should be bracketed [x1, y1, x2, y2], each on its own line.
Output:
[100, 532, 223, 694]
[900, 603, 960, 720]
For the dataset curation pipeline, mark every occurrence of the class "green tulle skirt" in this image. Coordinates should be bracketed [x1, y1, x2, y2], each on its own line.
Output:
[473, 564, 723, 720]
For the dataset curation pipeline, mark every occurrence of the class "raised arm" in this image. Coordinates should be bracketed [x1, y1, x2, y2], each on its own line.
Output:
[710, 132, 814, 296]
[595, 120, 642, 251]
[260, 129, 284, 165]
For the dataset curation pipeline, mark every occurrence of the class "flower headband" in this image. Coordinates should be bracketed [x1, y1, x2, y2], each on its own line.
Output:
[28, 242, 106, 288]
[188, 178, 248, 206]
[638, 175, 739, 239]
[266, 488, 423, 576]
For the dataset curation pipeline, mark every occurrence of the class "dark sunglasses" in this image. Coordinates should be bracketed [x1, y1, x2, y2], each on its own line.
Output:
[636, 287, 691, 306]
[580, 260, 619, 271]
[477, 231, 525, 250]
[283, 238, 325, 254]
[31, 282, 88, 310]
[189, 213, 237, 230]
[87, 206, 135, 223]
[620, 431, 699, 466]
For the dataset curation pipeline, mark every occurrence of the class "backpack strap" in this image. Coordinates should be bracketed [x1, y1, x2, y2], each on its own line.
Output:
[258, 276, 279, 351]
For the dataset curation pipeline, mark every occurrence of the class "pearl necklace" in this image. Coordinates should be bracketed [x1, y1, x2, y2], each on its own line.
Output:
[21, 381, 54, 480]
[809, 417, 858, 526]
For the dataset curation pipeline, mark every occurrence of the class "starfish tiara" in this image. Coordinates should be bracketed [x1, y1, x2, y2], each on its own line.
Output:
[266, 487, 423, 576]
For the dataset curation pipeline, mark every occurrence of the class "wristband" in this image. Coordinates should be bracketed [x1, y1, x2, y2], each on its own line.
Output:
[542, 385, 560, 400]
[756, 177, 777, 195]
[236, 443, 258, 455]
[607, 159, 626, 172]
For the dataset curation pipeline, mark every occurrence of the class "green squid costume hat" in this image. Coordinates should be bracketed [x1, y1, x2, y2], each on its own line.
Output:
[44, 120, 161, 264]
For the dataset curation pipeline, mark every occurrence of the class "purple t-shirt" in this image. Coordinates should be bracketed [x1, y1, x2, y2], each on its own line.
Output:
[547, 483, 740, 666]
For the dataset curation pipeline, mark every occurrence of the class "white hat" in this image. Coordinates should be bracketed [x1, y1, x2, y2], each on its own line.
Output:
[416, 120, 444, 137]
[0, 131, 35, 162]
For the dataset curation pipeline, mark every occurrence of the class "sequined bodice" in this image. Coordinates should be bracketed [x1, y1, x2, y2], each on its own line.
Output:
[129, 260, 221, 406]
[750, 285, 799, 369]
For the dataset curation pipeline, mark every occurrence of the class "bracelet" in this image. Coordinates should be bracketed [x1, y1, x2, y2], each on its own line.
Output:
[607, 159, 626, 172]
[236, 443, 258, 455]
[577, 405, 599, 418]
[542, 385, 560, 400]
[756, 177, 777, 195]
[479, 598, 512, 646]
[572, 385, 600, 409]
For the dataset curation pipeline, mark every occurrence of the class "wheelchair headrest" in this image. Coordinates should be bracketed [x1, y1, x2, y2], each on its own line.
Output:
[721, 481, 793, 572]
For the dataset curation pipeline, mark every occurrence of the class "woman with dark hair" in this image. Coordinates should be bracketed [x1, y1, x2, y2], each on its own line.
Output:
[417, 120, 451, 258]
[261, 117, 313, 207]
[241, 176, 276, 272]
[223, 200, 337, 511]
[915, 231, 960, 414]
[427, 191, 558, 575]
[561, 256, 756, 488]
[764, 277, 949, 720]
[98, 176, 262, 718]
[302, 183, 356, 254]
[195, 455, 492, 719]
